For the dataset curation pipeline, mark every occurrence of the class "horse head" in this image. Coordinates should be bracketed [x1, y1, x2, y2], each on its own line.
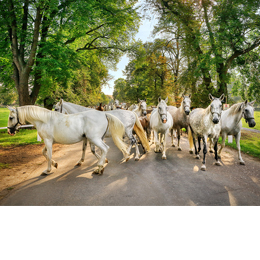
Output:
[243, 100, 256, 127]
[182, 94, 191, 115]
[138, 98, 147, 116]
[209, 94, 225, 124]
[114, 99, 120, 108]
[7, 106, 21, 136]
[54, 99, 69, 114]
[157, 97, 168, 124]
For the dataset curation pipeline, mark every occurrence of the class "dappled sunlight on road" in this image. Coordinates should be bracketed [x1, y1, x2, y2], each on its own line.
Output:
[224, 186, 238, 206]
[220, 152, 235, 166]
[249, 176, 260, 187]
[107, 176, 127, 189]
[193, 165, 199, 172]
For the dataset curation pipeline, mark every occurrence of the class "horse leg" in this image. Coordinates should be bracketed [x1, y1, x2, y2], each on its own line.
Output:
[91, 139, 109, 175]
[90, 142, 108, 164]
[235, 132, 245, 165]
[153, 131, 160, 153]
[76, 138, 88, 166]
[201, 136, 207, 171]
[42, 139, 54, 175]
[42, 145, 58, 169]
[209, 138, 214, 153]
[162, 131, 168, 160]
[194, 136, 199, 159]
[214, 137, 221, 166]
[177, 128, 182, 151]
[217, 133, 227, 159]
[171, 128, 176, 147]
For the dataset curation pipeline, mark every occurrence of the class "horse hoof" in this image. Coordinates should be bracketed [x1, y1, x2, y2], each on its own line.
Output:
[54, 162, 58, 168]
[240, 161, 245, 165]
[162, 156, 167, 160]
[178, 148, 182, 151]
[76, 162, 82, 166]
[189, 150, 193, 154]
[105, 158, 108, 163]
[215, 161, 221, 166]
[201, 165, 206, 171]
[209, 150, 214, 153]
[125, 157, 130, 162]
[196, 155, 200, 159]
[41, 171, 51, 176]
[93, 168, 104, 175]
[172, 144, 176, 147]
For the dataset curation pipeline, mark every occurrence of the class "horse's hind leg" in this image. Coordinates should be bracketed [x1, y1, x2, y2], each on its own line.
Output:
[171, 128, 176, 147]
[162, 132, 168, 160]
[201, 136, 207, 171]
[90, 142, 108, 164]
[177, 128, 182, 151]
[91, 139, 109, 175]
[214, 137, 221, 166]
[193, 136, 199, 159]
[76, 138, 88, 166]
[42, 139, 54, 175]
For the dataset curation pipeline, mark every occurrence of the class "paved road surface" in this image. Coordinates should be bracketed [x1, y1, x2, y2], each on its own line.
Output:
[1, 134, 260, 205]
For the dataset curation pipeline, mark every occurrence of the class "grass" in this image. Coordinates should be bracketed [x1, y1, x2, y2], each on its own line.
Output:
[219, 131, 260, 159]
[0, 107, 42, 147]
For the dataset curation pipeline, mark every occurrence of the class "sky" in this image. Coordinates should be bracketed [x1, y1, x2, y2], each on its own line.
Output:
[102, 13, 158, 95]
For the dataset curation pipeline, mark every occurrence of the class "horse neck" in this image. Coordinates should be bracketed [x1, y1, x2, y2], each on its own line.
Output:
[19, 106, 51, 124]
[225, 103, 244, 124]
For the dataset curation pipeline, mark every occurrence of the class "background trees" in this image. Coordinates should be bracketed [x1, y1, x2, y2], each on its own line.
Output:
[0, 0, 139, 107]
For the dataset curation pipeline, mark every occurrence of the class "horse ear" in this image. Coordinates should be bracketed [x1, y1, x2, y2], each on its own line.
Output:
[189, 94, 191, 98]
[220, 94, 225, 102]
[7, 106, 15, 112]
[249, 100, 256, 106]
[209, 94, 214, 101]
[144, 98, 146, 102]
[165, 97, 168, 103]
[158, 97, 161, 103]
[138, 98, 141, 103]
[182, 94, 185, 98]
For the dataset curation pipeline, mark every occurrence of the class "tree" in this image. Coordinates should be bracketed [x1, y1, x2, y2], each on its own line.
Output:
[0, 0, 140, 106]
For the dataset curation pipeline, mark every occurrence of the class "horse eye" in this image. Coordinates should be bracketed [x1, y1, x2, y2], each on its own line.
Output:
[9, 117, 14, 120]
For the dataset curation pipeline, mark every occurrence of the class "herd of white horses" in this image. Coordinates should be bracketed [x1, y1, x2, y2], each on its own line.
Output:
[7, 94, 256, 175]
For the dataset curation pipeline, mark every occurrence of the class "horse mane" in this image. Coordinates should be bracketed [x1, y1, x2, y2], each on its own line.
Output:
[228, 102, 243, 116]
[18, 106, 53, 124]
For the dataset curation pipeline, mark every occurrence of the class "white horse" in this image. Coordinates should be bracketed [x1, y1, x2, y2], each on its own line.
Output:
[54, 100, 150, 161]
[209, 100, 256, 165]
[168, 95, 192, 152]
[133, 99, 147, 116]
[54, 99, 92, 114]
[188, 94, 224, 171]
[7, 106, 129, 175]
[128, 104, 137, 111]
[150, 97, 173, 159]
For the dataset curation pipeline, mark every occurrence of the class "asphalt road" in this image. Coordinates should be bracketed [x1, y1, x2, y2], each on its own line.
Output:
[1, 134, 260, 206]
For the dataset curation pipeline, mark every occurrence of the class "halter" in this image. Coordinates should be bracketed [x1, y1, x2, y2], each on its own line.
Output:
[242, 109, 255, 123]
[7, 108, 22, 132]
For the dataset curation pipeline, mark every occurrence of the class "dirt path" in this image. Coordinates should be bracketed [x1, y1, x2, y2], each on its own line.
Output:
[1, 133, 260, 205]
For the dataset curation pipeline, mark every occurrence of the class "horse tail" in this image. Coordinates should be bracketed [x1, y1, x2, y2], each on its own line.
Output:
[105, 113, 129, 160]
[133, 112, 150, 152]
[188, 125, 194, 149]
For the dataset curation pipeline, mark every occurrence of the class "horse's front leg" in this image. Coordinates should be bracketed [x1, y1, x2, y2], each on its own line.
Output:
[153, 130, 160, 153]
[235, 132, 245, 165]
[214, 137, 221, 166]
[217, 133, 227, 159]
[177, 127, 182, 151]
[42, 146, 58, 169]
[42, 139, 54, 175]
[162, 131, 168, 160]
[201, 136, 207, 171]
[171, 128, 176, 147]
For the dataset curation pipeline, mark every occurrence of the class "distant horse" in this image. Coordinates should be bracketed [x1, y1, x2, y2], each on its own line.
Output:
[54, 99, 92, 114]
[209, 100, 256, 165]
[133, 98, 147, 116]
[188, 94, 224, 171]
[150, 97, 173, 159]
[54, 100, 150, 161]
[128, 104, 137, 111]
[168, 95, 192, 152]
[96, 103, 104, 111]
[7, 106, 129, 175]
[114, 99, 121, 109]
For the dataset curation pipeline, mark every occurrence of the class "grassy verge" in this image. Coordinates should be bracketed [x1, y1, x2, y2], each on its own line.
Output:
[219, 131, 260, 159]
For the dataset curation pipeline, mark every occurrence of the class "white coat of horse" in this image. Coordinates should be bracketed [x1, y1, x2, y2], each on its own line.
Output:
[150, 97, 173, 159]
[188, 94, 224, 171]
[54, 100, 150, 161]
[168, 95, 192, 152]
[133, 98, 147, 117]
[54, 99, 92, 114]
[209, 100, 256, 164]
[7, 106, 129, 175]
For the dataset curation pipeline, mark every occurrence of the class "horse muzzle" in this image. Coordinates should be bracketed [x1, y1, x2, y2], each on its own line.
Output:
[162, 118, 167, 124]
[185, 109, 190, 115]
[248, 119, 256, 128]
[7, 127, 17, 136]
[143, 111, 147, 116]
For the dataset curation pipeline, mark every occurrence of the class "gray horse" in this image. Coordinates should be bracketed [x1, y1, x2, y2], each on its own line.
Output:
[188, 94, 224, 171]
[168, 95, 192, 152]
